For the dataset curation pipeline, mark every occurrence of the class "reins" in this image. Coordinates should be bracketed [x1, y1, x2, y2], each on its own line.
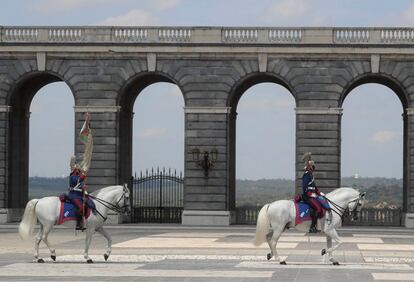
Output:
[87, 192, 126, 221]
[323, 196, 361, 220]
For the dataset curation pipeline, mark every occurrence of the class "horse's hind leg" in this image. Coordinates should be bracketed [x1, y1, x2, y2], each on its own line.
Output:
[266, 228, 285, 264]
[96, 227, 112, 261]
[266, 230, 274, 260]
[41, 225, 56, 261]
[34, 225, 44, 263]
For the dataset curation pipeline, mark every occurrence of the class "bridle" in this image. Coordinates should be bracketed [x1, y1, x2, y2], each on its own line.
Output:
[324, 192, 365, 221]
[88, 186, 131, 220]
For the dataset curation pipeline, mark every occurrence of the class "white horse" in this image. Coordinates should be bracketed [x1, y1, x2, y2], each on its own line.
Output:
[18, 184, 131, 263]
[254, 187, 366, 265]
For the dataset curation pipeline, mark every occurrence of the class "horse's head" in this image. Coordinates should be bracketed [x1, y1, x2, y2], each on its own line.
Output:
[115, 184, 131, 215]
[347, 191, 366, 221]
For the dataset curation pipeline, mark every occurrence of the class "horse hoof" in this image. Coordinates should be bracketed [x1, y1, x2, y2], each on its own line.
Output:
[333, 261, 340, 266]
[104, 254, 109, 261]
[51, 255, 56, 261]
[267, 253, 272, 260]
[321, 249, 326, 256]
[87, 259, 93, 264]
[280, 261, 287, 265]
[37, 258, 44, 263]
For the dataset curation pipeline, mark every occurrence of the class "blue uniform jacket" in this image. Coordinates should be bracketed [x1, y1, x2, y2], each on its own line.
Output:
[302, 171, 317, 195]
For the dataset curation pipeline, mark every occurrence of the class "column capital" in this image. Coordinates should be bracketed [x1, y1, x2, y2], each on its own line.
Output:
[0, 105, 12, 112]
[74, 106, 121, 113]
[295, 107, 343, 115]
[405, 108, 414, 115]
[184, 107, 232, 114]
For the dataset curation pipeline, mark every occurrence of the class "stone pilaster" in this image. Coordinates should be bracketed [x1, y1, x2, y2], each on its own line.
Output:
[182, 106, 233, 226]
[295, 107, 343, 193]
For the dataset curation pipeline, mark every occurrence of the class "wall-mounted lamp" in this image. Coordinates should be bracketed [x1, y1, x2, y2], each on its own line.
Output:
[191, 148, 218, 178]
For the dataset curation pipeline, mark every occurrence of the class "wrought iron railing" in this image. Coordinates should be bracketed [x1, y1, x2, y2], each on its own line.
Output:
[235, 206, 403, 226]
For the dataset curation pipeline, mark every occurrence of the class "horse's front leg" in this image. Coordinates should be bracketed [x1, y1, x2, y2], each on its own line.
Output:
[96, 226, 112, 261]
[83, 229, 94, 263]
[322, 229, 342, 265]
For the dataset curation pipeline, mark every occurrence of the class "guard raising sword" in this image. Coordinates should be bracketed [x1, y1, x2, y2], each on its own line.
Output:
[67, 112, 93, 231]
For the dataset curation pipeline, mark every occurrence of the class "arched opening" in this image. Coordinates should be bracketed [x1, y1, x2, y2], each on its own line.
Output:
[118, 73, 185, 223]
[118, 73, 184, 185]
[29, 83, 74, 199]
[228, 74, 296, 222]
[8, 72, 74, 221]
[132, 83, 184, 174]
[341, 79, 407, 225]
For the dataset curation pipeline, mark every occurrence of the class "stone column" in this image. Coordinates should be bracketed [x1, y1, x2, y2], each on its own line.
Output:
[295, 107, 342, 193]
[182, 106, 233, 226]
[0, 106, 11, 223]
[404, 108, 414, 227]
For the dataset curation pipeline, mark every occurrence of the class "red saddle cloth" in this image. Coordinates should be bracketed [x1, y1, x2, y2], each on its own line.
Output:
[294, 194, 327, 225]
[57, 194, 92, 225]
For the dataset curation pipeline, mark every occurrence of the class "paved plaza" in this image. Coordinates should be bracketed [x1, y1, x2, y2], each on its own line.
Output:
[0, 224, 413, 281]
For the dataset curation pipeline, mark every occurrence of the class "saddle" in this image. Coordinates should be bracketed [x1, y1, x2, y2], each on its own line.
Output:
[57, 194, 95, 225]
[293, 194, 330, 225]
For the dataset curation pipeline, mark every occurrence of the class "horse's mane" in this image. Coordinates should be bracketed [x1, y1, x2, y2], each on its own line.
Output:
[326, 187, 358, 197]
[90, 185, 123, 197]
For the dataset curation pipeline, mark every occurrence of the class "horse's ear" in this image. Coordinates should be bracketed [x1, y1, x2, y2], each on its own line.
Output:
[360, 192, 366, 198]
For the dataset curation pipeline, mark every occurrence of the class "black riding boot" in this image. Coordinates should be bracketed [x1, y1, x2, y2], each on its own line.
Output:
[309, 209, 320, 233]
[76, 215, 85, 231]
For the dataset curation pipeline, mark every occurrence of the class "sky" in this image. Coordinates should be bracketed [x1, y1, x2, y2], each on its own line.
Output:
[2, 0, 410, 179]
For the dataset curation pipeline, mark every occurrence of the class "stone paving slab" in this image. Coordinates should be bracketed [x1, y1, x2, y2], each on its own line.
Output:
[0, 225, 413, 281]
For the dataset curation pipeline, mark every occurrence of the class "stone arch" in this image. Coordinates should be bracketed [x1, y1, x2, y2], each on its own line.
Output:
[340, 73, 409, 215]
[226, 72, 296, 211]
[117, 72, 185, 186]
[339, 73, 409, 108]
[227, 72, 296, 110]
[7, 71, 75, 220]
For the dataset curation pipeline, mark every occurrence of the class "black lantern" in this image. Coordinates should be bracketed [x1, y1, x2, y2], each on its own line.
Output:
[191, 148, 218, 178]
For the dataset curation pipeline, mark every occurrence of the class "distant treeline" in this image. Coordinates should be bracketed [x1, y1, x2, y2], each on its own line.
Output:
[236, 177, 403, 208]
[29, 176, 403, 208]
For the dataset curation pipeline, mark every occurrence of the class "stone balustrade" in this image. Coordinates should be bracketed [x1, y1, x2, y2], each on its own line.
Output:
[2, 26, 414, 45]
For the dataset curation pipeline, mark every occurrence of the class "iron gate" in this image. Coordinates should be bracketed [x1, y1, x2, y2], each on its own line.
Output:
[131, 168, 184, 223]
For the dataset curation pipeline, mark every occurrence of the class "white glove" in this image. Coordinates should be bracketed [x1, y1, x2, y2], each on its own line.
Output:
[320, 192, 325, 196]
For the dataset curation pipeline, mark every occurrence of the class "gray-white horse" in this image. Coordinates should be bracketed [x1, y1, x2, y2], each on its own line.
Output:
[254, 187, 366, 265]
[19, 184, 131, 263]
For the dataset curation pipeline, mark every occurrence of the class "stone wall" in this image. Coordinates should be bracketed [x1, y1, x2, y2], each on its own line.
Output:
[0, 26, 413, 225]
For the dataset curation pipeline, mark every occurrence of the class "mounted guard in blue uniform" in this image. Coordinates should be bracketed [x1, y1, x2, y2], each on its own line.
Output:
[67, 112, 94, 231]
[301, 152, 330, 233]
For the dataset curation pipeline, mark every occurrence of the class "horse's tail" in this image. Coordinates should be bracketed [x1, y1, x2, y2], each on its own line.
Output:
[254, 204, 270, 246]
[18, 199, 39, 240]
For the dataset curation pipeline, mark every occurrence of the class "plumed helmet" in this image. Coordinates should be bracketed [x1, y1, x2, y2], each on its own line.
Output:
[70, 155, 80, 170]
[303, 152, 315, 169]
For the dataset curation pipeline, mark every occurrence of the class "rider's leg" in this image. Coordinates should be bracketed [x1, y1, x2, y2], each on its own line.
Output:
[310, 208, 319, 232]
[302, 195, 320, 233]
